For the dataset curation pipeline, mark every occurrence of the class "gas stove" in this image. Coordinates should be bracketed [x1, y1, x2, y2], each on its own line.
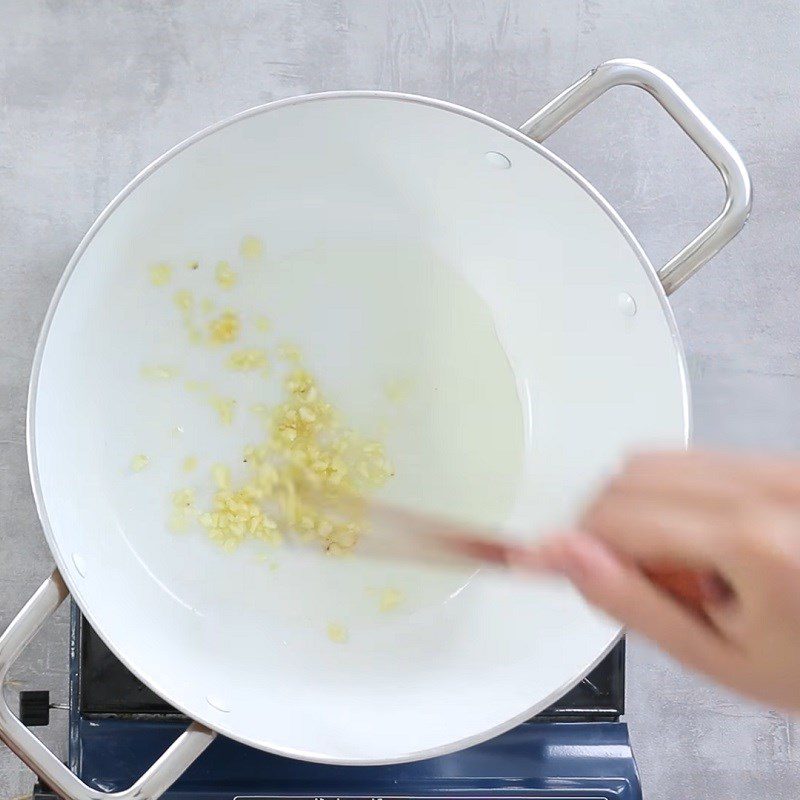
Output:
[28, 604, 641, 799]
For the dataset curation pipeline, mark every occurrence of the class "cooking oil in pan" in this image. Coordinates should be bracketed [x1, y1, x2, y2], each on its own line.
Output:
[259, 242, 525, 530]
[118, 241, 527, 636]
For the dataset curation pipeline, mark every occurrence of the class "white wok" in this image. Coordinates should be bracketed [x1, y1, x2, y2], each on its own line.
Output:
[0, 60, 750, 800]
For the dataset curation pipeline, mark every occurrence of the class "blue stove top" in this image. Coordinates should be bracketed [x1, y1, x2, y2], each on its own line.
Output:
[70, 717, 641, 800]
[29, 605, 641, 800]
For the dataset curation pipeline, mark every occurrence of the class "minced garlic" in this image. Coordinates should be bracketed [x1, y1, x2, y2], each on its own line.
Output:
[172, 290, 203, 343]
[149, 264, 171, 286]
[209, 396, 236, 425]
[150, 242, 394, 563]
[276, 342, 301, 362]
[173, 290, 193, 312]
[240, 235, 263, 260]
[141, 364, 179, 380]
[199, 484, 282, 548]
[188, 363, 393, 556]
[130, 454, 150, 472]
[326, 622, 348, 644]
[384, 378, 413, 404]
[379, 587, 404, 612]
[215, 261, 236, 289]
[208, 311, 240, 345]
[227, 348, 268, 372]
[181, 379, 239, 426]
[249, 403, 271, 421]
[211, 463, 231, 489]
[169, 487, 196, 532]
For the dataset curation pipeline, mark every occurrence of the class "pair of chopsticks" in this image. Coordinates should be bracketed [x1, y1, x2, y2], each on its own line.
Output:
[357, 500, 729, 613]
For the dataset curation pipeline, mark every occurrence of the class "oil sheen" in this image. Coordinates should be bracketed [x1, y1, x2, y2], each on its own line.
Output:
[113, 241, 526, 634]
[260, 242, 525, 531]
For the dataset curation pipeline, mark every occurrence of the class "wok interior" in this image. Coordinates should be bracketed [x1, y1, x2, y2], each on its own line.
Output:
[32, 96, 687, 762]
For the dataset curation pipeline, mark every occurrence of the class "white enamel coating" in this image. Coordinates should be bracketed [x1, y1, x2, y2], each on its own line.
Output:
[26, 89, 702, 768]
[0, 59, 751, 800]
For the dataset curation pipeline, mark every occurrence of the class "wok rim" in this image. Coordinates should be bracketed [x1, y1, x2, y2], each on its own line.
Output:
[26, 89, 690, 765]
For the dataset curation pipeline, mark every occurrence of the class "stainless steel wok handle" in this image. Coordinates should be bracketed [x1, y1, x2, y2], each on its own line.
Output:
[520, 58, 752, 294]
[0, 570, 217, 800]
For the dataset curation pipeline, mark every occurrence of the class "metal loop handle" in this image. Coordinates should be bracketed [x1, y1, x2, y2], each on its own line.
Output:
[520, 58, 752, 294]
[0, 571, 216, 800]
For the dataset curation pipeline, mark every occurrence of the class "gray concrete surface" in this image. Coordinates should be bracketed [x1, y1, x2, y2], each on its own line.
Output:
[1, 1, 798, 797]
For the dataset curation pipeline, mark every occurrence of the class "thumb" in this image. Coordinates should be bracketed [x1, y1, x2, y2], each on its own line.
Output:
[532, 531, 739, 679]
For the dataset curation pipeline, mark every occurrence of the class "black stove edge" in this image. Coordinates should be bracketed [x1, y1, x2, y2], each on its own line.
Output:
[74, 604, 625, 721]
[28, 610, 627, 800]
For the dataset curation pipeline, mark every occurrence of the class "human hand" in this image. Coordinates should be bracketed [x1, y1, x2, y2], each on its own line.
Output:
[534, 451, 800, 711]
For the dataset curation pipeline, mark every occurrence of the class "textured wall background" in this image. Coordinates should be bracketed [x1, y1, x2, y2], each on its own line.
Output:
[1, 1, 798, 797]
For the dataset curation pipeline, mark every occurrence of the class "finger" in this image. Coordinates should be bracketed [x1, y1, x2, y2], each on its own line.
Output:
[605, 455, 800, 592]
[610, 457, 755, 512]
[624, 450, 800, 504]
[703, 596, 748, 643]
[581, 484, 729, 564]
[543, 531, 742, 678]
[642, 564, 734, 608]
[530, 538, 731, 608]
